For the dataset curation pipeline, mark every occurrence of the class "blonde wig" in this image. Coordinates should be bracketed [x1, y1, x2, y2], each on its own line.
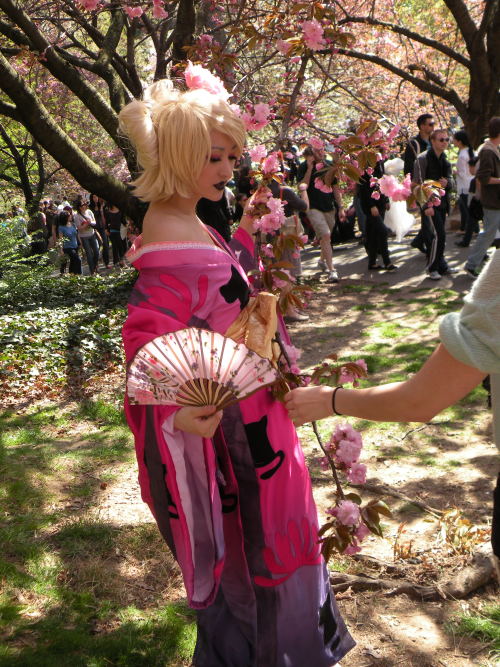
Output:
[118, 80, 246, 202]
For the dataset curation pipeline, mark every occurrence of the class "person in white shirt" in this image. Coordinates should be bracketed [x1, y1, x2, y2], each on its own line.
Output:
[453, 130, 475, 245]
[74, 199, 100, 275]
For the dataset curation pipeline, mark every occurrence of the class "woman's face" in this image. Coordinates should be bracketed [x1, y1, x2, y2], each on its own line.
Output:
[196, 130, 240, 201]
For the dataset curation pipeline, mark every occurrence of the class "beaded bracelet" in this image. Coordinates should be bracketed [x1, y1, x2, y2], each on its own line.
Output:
[331, 386, 343, 416]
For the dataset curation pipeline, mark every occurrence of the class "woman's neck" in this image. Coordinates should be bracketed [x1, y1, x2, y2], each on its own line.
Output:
[152, 193, 198, 218]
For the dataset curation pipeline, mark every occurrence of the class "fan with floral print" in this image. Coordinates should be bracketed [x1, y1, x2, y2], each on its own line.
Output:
[127, 328, 279, 409]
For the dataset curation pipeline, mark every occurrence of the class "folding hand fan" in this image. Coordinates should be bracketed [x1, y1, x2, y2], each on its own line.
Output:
[127, 328, 279, 410]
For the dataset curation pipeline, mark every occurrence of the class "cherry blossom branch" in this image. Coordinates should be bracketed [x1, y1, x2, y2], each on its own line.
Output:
[336, 14, 470, 67]
[312, 421, 345, 501]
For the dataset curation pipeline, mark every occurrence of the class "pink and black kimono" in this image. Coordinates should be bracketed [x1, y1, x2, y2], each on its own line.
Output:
[123, 226, 354, 666]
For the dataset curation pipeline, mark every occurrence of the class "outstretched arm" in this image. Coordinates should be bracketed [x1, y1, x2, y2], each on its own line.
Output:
[284, 343, 485, 426]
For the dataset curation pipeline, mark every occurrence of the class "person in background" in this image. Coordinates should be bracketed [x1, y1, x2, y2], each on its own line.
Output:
[104, 202, 126, 267]
[44, 201, 58, 249]
[465, 117, 500, 278]
[285, 249, 500, 579]
[196, 187, 234, 243]
[233, 192, 248, 222]
[412, 128, 457, 280]
[297, 145, 345, 283]
[89, 194, 111, 269]
[27, 203, 48, 255]
[460, 156, 483, 248]
[74, 199, 99, 275]
[358, 161, 397, 272]
[403, 113, 434, 182]
[404, 113, 435, 254]
[269, 178, 309, 322]
[453, 130, 475, 243]
[57, 209, 82, 275]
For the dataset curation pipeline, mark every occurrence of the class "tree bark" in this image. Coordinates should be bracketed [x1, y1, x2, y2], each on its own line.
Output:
[171, 0, 195, 65]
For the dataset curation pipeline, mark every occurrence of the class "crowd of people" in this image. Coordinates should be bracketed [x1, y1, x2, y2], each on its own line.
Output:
[406, 114, 500, 279]
[4, 195, 139, 275]
[192, 113, 500, 289]
[4, 113, 499, 286]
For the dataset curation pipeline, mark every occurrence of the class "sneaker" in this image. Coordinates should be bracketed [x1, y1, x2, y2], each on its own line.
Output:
[427, 271, 442, 280]
[455, 241, 469, 248]
[368, 264, 383, 271]
[326, 270, 339, 283]
[317, 259, 327, 272]
[384, 264, 398, 271]
[443, 267, 459, 274]
[465, 266, 480, 278]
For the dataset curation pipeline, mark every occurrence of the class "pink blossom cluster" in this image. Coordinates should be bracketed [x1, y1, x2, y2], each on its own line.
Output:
[183, 61, 230, 101]
[319, 422, 366, 486]
[251, 191, 285, 234]
[314, 177, 332, 194]
[309, 136, 325, 151]
[248, 144, 268, 162]
[273, 269, 295, 290]
[326, 502, 371, 555]
[241, 103, 273, 131]
[261, 151, 280, 175]
[378, 173, 412, 202]
[78, 0, 100, 9]
[282, 343, 302, 375]
[386, 124, 401, 143]
[276, 39, 292, 55]
[326, 503, 371, 555]
[322, 421, 370, 554]
[301, 19, 326, 51]
[124, 5, 143, 18]
[338, 359, 367, 385]
[152, 0, 168, 18]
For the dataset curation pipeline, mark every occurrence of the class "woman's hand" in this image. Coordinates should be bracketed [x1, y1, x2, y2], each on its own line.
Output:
[284, 385, 334, 426]
[370, 206, 379, 217]
[173, 405, 223, 438]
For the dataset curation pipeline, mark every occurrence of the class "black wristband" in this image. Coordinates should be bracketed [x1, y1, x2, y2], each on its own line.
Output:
[331, 386, 343, 416]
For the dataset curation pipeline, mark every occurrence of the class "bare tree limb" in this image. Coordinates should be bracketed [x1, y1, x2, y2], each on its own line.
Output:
[337, 15, 470, 68]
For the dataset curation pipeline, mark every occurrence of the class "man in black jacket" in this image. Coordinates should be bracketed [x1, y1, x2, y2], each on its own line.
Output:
[412, 128, 456, 280]
[404, 113, 434, 253]
[403, 113, 434, 176]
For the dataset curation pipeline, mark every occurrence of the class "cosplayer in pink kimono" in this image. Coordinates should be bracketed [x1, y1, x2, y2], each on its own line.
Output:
[119, 79, 354, 666]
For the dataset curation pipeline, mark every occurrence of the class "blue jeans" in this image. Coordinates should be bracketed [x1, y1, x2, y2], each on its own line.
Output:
[466, 208, 500, 270]
[80, 234, 99, 274]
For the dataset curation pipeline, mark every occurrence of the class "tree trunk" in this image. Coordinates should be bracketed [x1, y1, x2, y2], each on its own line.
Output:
[172, 0, 195, 65]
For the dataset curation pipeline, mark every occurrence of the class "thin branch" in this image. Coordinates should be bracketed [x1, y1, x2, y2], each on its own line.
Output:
[333, 47, 467, 117]
[337, 15, 470, 67]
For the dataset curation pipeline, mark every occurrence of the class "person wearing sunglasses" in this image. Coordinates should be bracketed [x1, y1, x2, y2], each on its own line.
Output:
[412, 128, 457, 280]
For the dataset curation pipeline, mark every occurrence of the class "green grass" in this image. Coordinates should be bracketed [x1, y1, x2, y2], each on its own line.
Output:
[448, 605, 500, 660]
[341, 284, 372, 293]
[0, 602, 196, 667]
[0, 402, 194, 666]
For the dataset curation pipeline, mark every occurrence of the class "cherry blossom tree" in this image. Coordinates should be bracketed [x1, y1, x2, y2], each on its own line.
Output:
[0, 0, 496, 213]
